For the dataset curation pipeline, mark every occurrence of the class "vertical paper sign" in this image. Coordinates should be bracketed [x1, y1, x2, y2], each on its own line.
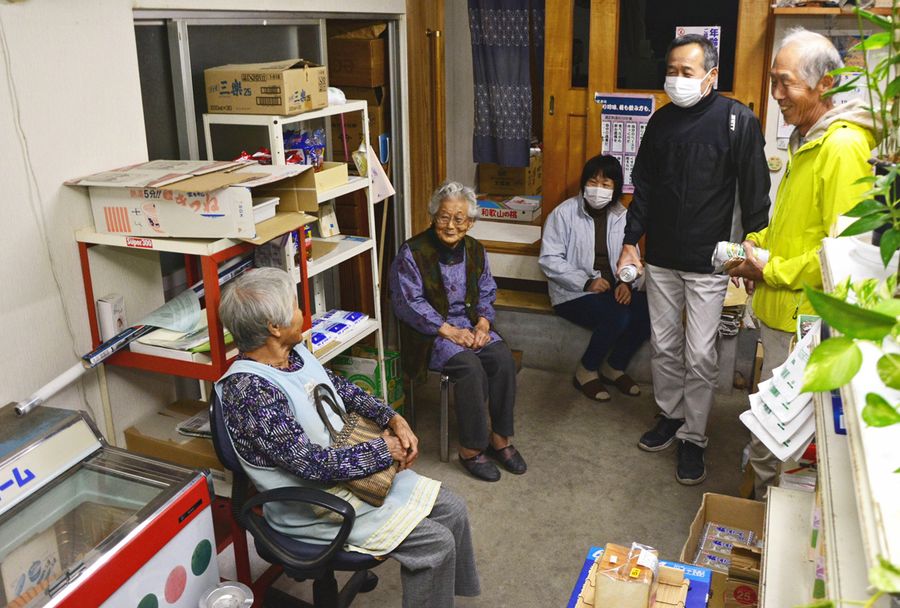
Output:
[675, 25, 721, 88]
[594, 92, 655, 193]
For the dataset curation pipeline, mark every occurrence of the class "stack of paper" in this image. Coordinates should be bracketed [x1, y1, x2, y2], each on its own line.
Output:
[130, 315, 236, 362]
[739, 321, 821, 462]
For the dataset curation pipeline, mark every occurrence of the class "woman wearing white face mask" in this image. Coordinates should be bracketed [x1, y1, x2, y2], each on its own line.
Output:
[539, 155, 651, 401]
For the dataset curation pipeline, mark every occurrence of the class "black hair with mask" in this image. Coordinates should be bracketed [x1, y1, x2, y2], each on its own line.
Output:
[580, 154, 624, 205]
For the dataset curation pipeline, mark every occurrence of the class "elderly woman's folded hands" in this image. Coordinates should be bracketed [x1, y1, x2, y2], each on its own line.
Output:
[438, 322, 475, 348]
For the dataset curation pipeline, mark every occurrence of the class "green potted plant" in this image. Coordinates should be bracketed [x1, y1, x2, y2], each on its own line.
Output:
[828, 1, 900, 264]
[796, 2, 900, 606]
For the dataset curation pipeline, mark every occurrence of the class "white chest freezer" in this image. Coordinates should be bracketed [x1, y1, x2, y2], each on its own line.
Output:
[0, 405, 219, 607]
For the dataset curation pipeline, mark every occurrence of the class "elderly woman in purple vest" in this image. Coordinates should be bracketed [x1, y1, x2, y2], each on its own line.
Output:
[389, 181, 526, 482]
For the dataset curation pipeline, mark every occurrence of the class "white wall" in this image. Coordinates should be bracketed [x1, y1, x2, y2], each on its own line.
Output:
[0, 0, 173, 444]
[0, 0, 405, 446]
[445, 0, 477, 188]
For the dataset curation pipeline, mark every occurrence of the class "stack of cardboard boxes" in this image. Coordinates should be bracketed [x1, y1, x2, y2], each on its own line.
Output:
[327, 23, 389, 165]
[477, 151, 543, 224]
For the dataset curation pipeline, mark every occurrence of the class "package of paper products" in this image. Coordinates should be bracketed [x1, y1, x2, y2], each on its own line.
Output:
[593, 542, 658, 607]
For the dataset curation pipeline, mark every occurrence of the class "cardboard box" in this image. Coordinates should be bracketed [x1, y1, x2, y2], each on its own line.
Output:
[478, 152, 543, 196]
[722, 579, 759, 607]
[256, 161, 349, 213]
[655, 565, 690, 608]
[204, 59, 328, 115]
[567, 546, 712, 608]
[327, 38, 386, 87]
[680, 494, 765, 608]
[331, 104, 386, 160]
[124, 400, 222, 472]
[477, 194, 542, 222]
[68, 160, 317, 239]
[330, 345, 403, 405]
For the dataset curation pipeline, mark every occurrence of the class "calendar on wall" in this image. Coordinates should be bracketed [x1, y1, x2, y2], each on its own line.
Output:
[595, 93, 656, 193]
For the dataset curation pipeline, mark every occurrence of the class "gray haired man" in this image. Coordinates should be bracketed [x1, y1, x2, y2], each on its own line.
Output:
[729, 28, 877, 499]
[617, 34, 771, 485]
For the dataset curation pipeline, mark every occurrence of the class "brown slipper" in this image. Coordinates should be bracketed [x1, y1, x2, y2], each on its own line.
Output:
[601, 373, 640, 396]
[572, 376, 611, 401]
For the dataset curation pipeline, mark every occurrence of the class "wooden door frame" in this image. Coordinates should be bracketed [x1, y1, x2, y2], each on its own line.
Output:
[406, 0, 446, 236]
[586, 0, 771, 157]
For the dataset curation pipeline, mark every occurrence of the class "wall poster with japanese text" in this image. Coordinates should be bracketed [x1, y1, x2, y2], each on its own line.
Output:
[595, 93, 655, 193]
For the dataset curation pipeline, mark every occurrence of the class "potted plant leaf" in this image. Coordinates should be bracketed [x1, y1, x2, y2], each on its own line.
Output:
[797, 2, 900, 606]
[828, 1, 900, 264]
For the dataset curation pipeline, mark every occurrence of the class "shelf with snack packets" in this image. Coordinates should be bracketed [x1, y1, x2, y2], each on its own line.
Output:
[202, 100, 389, 398]
[813, 236, 899, 607]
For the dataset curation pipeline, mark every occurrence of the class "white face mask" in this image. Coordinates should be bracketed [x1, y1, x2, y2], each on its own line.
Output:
[664, 69, 713, 108]
[584, 186, 614, 209]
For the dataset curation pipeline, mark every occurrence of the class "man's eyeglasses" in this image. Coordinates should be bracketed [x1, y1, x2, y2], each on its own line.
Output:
[435, 214, 470, 227]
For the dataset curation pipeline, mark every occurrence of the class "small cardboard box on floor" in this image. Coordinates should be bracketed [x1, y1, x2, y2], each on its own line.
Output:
[680, 493, 765, 608]
[124, 400, 221, 472]
[68, 160, 317, 239]
[204, 59, 328, 115]
[329, 345, 403, 408]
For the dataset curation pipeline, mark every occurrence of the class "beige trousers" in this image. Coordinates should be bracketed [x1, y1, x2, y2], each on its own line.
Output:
[645, 264, 730, 447]
[749, 322, 794, 500]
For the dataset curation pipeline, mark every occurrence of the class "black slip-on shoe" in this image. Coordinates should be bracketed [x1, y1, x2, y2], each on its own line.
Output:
[459, 452, 501, 482]
[485, 444, 527, 475]
[676, 440, 707, 485]
[638, 415, 685, 452]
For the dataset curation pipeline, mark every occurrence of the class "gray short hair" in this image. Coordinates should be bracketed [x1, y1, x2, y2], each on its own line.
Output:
[667, 34, 719, 73]
[777, 27, 844, 88]
[428, 180, 478, 219]
[219, 266, 295, 352]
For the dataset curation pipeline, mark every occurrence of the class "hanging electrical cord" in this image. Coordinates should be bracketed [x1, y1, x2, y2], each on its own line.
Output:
[0, 12, 99, 422]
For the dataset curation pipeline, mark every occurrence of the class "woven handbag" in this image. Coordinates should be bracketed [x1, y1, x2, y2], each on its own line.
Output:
[313, 383, 398, 507]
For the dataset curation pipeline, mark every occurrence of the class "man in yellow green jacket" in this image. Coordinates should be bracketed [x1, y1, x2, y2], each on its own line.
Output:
[729, 27, 876, 499]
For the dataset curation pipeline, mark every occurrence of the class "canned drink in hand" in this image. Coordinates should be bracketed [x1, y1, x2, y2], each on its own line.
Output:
[711, 241, 770, 272]
[618, 264, 640, 284]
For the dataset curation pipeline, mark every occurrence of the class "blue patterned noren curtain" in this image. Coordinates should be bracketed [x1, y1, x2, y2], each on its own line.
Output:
[469, 0, 542, 168]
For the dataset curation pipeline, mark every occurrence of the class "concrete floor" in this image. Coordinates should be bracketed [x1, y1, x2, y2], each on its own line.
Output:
[269, 366, 753, 607]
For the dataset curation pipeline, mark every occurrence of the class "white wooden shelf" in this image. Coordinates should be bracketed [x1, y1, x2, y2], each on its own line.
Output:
[761, 487, 816, 607]
[821, 238, 900, 565]
[312, 319, 379, 365]
[308, 236, 375, 279]
[318, 175, 369, 203]
[812, 390, 878, 604]
[204, 99, 388, 398]
[202, 100, 367, 128]
[75, 227, 245, 256]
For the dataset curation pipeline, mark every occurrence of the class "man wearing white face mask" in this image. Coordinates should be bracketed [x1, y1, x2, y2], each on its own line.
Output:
[616, 34, 770, 485]
[541, 155, 651, 402]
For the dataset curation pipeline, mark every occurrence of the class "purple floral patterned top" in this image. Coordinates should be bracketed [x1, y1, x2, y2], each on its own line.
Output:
[220, 350, 396, 482]
[390, 242, 501, 370]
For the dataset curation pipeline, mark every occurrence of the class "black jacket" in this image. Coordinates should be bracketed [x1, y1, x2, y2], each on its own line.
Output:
[624, 92, 771, 273]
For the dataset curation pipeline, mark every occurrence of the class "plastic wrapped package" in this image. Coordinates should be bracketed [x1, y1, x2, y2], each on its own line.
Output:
[593, 542, 659, 608]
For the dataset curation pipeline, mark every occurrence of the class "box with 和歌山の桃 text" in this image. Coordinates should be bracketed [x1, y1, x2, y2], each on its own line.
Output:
[66, 160, 316, 240]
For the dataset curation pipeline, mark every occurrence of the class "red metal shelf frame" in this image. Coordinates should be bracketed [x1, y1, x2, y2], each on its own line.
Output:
[77, 234, 312, 382]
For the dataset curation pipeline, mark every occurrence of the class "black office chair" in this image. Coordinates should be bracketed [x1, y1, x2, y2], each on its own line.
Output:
[209, 393, 383, 608]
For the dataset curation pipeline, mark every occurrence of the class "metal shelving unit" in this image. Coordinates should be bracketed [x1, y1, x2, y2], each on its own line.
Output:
[203, 100, 388, 396]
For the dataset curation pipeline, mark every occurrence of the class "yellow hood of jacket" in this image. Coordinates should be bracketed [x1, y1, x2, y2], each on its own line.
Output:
[747, 112, 876, 333]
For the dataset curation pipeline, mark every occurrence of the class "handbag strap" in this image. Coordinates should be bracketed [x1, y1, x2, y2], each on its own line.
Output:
[313, 383, 347, 440]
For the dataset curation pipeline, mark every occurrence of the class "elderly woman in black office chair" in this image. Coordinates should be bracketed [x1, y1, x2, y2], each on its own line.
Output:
[390, 180, 526, 482]
[214, 267, 480, 608]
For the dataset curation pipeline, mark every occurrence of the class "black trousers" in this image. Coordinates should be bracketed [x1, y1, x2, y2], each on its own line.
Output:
[442, 341, 517, 450]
